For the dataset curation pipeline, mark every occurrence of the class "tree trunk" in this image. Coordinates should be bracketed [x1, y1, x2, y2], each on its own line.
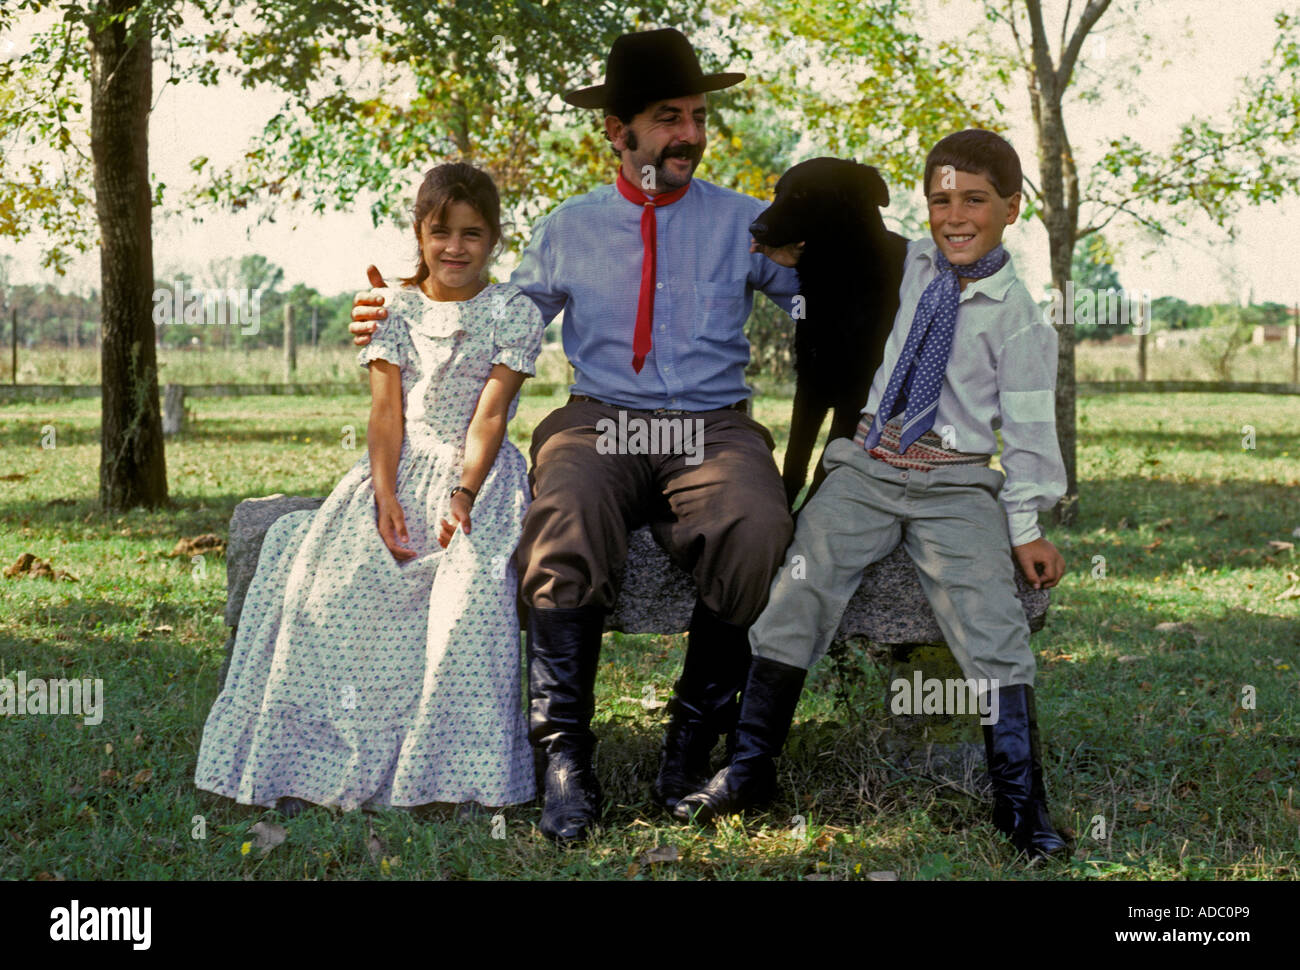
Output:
[92, 2, 166, 511]
[1024, 0, 1093, 527]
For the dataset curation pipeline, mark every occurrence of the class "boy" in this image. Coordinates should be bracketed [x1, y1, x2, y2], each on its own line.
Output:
[674, 129, 1070, 861]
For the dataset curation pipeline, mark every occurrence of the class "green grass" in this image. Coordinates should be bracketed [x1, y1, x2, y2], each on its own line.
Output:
[0, 390, 1297, 880]
[6, 336, 1295, 387]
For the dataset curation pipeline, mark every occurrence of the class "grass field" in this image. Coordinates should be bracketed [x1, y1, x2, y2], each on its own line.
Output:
[2, 335, 1296, 387]
[0, 387, 1297, 880]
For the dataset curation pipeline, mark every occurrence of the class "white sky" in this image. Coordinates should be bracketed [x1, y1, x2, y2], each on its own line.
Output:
[1, 0, 1297, 306]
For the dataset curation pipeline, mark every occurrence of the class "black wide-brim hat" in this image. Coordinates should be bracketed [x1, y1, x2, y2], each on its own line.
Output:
[563, 27, 745, 110]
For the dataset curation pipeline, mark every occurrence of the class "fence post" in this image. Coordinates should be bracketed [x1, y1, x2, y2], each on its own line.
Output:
[1292, 305, 1298, 386]
[163, 383, 186, 436]
[283, 304, 296, 383]
[10, 307, 15, 385]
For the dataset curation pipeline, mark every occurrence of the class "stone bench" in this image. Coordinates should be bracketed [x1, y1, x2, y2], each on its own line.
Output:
[221, 494, 1050, 769]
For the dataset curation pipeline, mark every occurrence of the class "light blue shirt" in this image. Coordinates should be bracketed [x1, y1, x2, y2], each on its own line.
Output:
[509, 177, 801, 411]
[863, 237, 1067, 545]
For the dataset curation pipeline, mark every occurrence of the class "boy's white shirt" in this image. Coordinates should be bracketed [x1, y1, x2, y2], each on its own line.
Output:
[861, 236, 1067, 546]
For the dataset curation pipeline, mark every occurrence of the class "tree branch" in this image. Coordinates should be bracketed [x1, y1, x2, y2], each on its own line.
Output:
[1057, 0, 1111, 93]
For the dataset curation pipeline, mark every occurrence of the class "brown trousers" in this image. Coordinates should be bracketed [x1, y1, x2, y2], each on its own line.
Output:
[516, 398, 794, 625]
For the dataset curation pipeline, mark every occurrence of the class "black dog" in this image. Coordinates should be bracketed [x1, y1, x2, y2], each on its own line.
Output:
[750, 157, 908, 510]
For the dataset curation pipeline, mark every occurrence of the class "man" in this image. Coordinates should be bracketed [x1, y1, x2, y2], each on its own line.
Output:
[352, 28, 804, 843]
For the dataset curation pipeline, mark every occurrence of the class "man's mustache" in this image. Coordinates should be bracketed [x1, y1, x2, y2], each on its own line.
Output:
[659, 144, 702, 164]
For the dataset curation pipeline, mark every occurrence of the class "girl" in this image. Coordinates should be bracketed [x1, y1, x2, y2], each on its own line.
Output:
[195, 162, 544, 814]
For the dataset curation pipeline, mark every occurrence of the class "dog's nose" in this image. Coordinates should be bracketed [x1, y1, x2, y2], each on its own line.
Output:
[749, 219, 768, 239]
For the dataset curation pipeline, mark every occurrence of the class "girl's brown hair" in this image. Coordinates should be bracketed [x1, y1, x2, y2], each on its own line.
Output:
[399, 162, 504, 288]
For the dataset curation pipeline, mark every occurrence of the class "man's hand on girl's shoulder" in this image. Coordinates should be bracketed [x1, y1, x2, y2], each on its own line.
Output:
[351, 265, 388, 347]
[1011, 537, 1065, 590]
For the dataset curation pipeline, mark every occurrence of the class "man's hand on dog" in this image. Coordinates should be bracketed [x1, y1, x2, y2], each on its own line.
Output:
[350, 265, 387, 347]
[750, 239, 805, 267]
[1011, 538, 1065, 590]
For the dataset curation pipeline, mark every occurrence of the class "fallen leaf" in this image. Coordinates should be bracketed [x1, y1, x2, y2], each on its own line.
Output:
[98, 769, 120, 784]
[639, 845, 678, 865]
[1134, 801, 1152, 812]
[249, 820, 288, 855]
[625, 862, 641, 879]
[866, 870, 899, 881]
[1268, 540, 1295, 553]
[1142, 539, 1163, 552]
[34, 871, 65, 881]
[3, 552, 77, 582]
[1281, 789, 1300, 823]
[1117, 655, 1142, 664]
[130, 768, 153, 788]
[168, 534, 225, 558]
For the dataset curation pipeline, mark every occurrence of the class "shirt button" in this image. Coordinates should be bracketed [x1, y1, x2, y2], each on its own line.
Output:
[899, 470, 909, 481]
[656, 282, 664, 290]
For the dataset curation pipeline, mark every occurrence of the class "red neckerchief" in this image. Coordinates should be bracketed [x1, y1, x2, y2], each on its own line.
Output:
[615, 168, 690, 373]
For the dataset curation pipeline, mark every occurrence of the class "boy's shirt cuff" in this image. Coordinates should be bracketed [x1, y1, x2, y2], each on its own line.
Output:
[1006, 509, 1043, 548]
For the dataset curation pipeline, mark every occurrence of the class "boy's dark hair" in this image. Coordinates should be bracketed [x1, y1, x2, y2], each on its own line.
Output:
[923, 129, 1022, 199]
[400, 162, 504, 289]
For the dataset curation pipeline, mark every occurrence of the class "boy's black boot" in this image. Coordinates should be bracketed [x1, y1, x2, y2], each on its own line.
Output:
[652, 600, 753, 811]
[672, 656, 806, 824]
[981, 683, 1068, 861]
[527, 605, 607, 844]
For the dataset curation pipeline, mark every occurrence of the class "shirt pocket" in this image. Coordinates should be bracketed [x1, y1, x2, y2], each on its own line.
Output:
[691, 279, 747, 343]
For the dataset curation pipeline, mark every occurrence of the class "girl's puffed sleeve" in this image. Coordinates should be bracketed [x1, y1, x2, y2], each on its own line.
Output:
[491, 286, 546, 376]
[357, 290, 415, 371]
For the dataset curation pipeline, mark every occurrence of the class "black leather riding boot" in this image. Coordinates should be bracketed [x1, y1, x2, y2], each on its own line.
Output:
[651, 599, 754, 811]
[672, 656, 807, 824]
[981, 683, 1068, 861]
[527, 605, 607, 844]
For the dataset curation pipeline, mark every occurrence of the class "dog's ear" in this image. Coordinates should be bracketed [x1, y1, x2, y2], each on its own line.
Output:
[856, 164, 890, 208]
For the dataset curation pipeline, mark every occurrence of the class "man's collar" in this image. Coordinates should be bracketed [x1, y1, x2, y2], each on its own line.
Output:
[916, 236, 1016, 302]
